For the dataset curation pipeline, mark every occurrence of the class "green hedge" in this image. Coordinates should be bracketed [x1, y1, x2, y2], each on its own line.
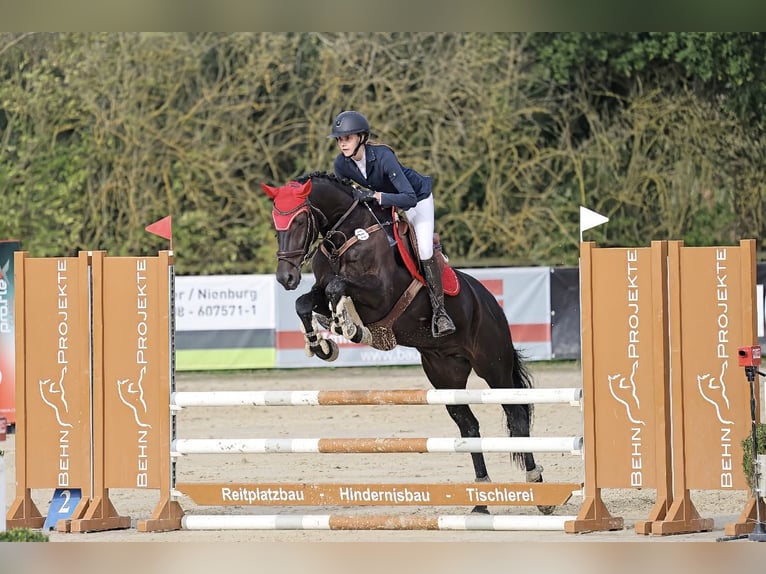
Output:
[1, 33, 764, 273]
[0, 528, 49, 542]
[741, 423, 766, 492]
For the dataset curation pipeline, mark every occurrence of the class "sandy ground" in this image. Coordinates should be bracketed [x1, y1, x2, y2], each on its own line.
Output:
[2, 361, 760, 543]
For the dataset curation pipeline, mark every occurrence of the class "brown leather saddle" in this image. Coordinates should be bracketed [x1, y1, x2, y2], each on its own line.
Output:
[392, 213, 459, 296]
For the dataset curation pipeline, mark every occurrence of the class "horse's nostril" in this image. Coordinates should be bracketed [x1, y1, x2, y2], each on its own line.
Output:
[279, 273, 300, 291]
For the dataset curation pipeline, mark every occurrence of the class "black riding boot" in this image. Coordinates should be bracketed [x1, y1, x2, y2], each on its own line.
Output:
[422, 255, 456, 337]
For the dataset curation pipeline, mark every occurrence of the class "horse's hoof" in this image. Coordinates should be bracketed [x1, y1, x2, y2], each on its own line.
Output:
[526, 465, 554, 514]
[526, 464, 544, 483]
[471, 505, 490, 515]
[314, 339, 339, 362]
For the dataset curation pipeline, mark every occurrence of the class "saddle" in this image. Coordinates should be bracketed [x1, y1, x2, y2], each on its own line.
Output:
[391, 212, 460, 296]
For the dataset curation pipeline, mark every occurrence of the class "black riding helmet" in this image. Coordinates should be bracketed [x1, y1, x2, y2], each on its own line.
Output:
[327, 110, 370, 139]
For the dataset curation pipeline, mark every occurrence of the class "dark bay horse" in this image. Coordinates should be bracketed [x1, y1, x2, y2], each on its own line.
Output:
[262, 171, 551, 514]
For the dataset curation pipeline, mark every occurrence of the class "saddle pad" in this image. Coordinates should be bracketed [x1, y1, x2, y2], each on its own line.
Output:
[393, 216, 460, 297]
[441, 260, 459, 296]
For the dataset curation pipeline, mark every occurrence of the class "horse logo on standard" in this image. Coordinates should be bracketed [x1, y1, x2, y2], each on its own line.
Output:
[116, 365, 152, 428]
[607, 359, 646, 427]
[38, 367, 73, 428]
[696, 361, 735, 426]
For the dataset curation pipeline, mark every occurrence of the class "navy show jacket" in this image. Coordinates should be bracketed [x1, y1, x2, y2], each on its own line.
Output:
[333, 144, 432, 210]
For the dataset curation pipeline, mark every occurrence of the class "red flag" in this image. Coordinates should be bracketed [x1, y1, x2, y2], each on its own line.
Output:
[145, 215, 172, 241]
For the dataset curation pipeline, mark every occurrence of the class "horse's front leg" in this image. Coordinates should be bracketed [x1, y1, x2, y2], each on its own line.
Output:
[295, 288, 338, 362]
[325, 277, 372, 345]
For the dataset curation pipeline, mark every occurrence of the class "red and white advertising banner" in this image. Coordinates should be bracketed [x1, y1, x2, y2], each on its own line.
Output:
[275, 267, 552, 368]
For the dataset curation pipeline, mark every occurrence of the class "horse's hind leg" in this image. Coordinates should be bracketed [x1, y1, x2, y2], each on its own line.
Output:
[335, 296, 373, 346]
[445, 404, 492, 514]
[477, 348, 553, 515]
[421, 354, 490, 514]
[502, 403, 554, 516]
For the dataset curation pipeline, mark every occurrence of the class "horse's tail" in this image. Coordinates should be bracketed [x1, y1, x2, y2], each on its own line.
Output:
[513, 347, 534, 416]
[513, 347, 533, 390]
[509, 348, 535, 470]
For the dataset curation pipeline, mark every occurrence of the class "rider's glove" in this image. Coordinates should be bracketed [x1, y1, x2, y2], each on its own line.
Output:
[353, 188, 377, 204]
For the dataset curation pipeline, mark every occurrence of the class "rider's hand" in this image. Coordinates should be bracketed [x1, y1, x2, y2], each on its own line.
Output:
[353, 188, 377, 204]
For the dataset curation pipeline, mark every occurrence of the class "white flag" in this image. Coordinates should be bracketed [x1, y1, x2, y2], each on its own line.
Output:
[579, 206, 609, 241]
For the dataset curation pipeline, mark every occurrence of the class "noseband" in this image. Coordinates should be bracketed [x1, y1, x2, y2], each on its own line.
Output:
[274, 201, 322, 271]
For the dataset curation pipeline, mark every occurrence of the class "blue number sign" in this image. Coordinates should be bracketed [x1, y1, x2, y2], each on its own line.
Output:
[43, 488, 82, 531]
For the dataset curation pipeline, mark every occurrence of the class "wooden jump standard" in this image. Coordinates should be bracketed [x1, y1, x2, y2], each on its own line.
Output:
[568, 240, 763, 535]
[7, 241, 763, 535]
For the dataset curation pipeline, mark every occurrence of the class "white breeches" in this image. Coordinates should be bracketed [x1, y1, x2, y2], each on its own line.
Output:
[405, 194, 435, 260]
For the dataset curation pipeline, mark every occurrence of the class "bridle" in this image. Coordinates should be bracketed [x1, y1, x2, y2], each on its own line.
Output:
[274, 200, 323, 272]
[275, 182, 394, 273]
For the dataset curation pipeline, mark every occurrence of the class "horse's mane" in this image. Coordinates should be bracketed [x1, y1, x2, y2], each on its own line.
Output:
[297, 171, 357, 194]
[298, 171, 392, 221]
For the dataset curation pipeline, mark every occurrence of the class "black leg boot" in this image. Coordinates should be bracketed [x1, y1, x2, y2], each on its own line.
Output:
[422, 255, 456, 337]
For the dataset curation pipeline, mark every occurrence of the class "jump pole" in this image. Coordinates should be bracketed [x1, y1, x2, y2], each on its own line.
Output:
[171, 436, 584, 455]
[181, 514, 577, 531]
[168, 390, 584, 531]
[170, 388, 582, 408]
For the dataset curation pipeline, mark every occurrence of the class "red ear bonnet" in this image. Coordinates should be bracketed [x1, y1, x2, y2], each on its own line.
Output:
[264, 179, 313, 230]
[261, 182, 279, 199]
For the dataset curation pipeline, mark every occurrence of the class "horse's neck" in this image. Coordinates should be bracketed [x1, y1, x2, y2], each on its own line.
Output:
[314, 189, 369, 233]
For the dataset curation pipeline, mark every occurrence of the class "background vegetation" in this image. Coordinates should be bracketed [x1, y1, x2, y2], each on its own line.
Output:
[1, 32, 764, 274]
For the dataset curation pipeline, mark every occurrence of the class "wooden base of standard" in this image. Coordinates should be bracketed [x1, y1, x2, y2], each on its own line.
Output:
[55, 496, 92, 532]
[564, 495, 624, 533]
[6, 492, 45, 529]
[646, 493, 713, 535]
[68, 496, 131, 533]
[635, 497, 671, 535]
[136, 498, 184, 532]
[724, 496, 766, 537]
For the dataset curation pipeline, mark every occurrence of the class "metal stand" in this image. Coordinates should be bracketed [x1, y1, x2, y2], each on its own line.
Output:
[717, 365, 766, 542]
[745, 367, 766, 541]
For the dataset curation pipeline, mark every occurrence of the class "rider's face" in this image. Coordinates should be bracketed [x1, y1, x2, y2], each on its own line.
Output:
[336, 134, 363, 159]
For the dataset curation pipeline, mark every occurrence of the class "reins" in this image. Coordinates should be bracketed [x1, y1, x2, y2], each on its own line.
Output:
[277, 181, 395, 272]
[320, 199, 384, 262]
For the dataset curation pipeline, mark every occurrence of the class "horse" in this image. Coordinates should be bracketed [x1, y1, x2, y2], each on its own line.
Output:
[261, 171, 551, 515]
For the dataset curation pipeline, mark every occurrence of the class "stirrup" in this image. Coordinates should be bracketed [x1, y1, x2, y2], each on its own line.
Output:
[432, 312, 456, 337]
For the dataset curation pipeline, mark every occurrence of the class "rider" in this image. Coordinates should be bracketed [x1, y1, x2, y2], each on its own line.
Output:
[328, 110, 456, 338]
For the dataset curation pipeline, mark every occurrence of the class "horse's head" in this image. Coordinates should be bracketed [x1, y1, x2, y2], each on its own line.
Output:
[262, 178, 317, 290]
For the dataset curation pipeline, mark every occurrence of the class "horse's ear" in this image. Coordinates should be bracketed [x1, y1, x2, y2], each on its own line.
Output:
[261, 182, 279, 199]
[298, 179, 312, 198]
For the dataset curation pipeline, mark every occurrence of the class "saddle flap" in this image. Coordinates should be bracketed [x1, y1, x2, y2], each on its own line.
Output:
[392, 212, 459, 296]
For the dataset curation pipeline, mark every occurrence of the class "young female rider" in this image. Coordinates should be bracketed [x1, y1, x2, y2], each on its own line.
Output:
[328, 110, 456, 338]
